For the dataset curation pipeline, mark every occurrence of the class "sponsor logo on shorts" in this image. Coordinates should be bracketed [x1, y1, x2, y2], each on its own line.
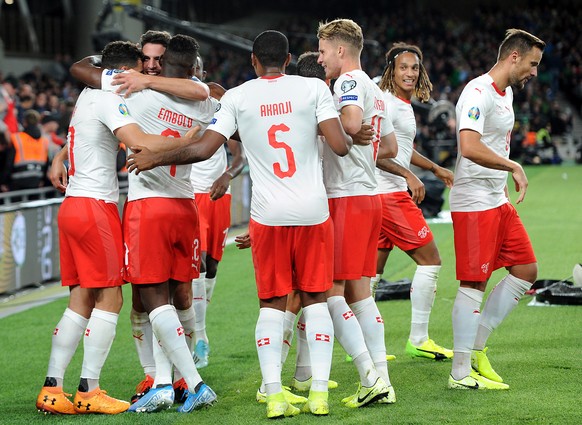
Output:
[481, 262, 489, 274]
[418, 226, 429, 238]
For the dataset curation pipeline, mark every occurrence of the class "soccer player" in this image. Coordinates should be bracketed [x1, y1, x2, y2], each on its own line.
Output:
[128, 29, 353, 419]
[101, 35, 218, 413]
[317, 18, 398, 407]
[189, 53, 246, 370]
[375, 43, 455, 360]
[37, 41, 192, 415]
[447, 29, 544, 390]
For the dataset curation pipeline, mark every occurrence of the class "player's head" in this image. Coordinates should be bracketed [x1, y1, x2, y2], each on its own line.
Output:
[251, 30, 290, 73]
[161, 34, 199, 78]
[139, 30, 171, 76]
[297, 51, 326, 81]
[101, 41, 143, 72]
[194, 54, 207, 81]
[316, 19, 363, 80]
[379, 42, 432, 102]
[497, 28, 545, 90]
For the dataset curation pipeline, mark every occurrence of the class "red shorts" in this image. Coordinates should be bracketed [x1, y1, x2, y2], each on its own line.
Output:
[329, 195, 381, 280]
[378, 191, 433, 251]
[249, 217, 334, 299]
[123, 198, 201, 284]
[58, 197, 124, 288]
[452, 202, 537, 281]
[195, 192, 231, 261]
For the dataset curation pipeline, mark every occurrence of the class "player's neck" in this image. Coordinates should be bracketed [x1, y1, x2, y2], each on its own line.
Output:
[261, 66, 285, 77]
[340, 57, 362, 75]
[487, 63, 509, 92]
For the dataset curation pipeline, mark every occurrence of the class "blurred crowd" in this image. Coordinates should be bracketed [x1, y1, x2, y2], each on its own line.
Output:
[1, 2, 580, 193]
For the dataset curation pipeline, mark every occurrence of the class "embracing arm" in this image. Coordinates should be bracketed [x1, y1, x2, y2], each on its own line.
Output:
[112, 71, 210, 99]
[114, 123, 191, 153]
[339, 104, 364, 135]
[127, 129, 228, 174]
[377, 131, 398, 160]
[209, 139, 246, 200]
[70, 56, 103, 88]
[319, 117, 353, 156]
[460, 129, 528, 203]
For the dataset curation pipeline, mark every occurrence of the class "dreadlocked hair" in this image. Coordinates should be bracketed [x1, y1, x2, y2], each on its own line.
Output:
[378, 42, 433, 102]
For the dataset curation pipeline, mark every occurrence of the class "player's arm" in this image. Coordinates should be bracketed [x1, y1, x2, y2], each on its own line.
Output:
[411, 150, 454, 188]
[112, 70, 210, 100]
[69, 55, 103, 88]
[339, 104, 364, 135]
[114, 123, 195, 154]
[49, 143, 69, 192]
[127, 129, 227, 174]
[376, 156, 425, 204]
[377, 131, 398, 159]
[209, 139, 246, 201]
[319, 117, 353, 157]
[208, 82, 227, 100]
[460, 129, 528, 203]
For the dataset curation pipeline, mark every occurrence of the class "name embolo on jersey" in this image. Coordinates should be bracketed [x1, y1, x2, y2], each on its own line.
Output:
[102, 70, 217, 200]
[208, 74, 339, 226]
[450, 73, 514, 212]
[65, 87, 137, 202]
[323, 69, 393, 198]
[376, 91, 416, 194]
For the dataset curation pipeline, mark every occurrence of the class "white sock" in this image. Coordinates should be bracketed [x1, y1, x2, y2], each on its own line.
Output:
[474, 274, 531, 351]
[46, 308, 88, 387]
[150, 304, 202, 391]
[205, 276, 217, 303]
[255, 308, 284, 396]
[152, 332, 173, 388]
[451, 287, 484, 380]
[409, 265, 440, 345]
[350, 297, 390, 386]
[294, 312, 311, 382]
[328, 296, 376, 386]
[80, 309, 118, 390]
[281, 310, 296, 366]
[370, 274, 381, 297]
[174, 306, 196, 382]
[192, 273, 208, 343]
[130, 308, 155, 377]
[303, 303, 334, 392]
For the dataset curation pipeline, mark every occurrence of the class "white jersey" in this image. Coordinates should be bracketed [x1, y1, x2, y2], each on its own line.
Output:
[376, 92, 416, 194]
[450, 73, 514, 212]
[190, 144, 229, 193]
[323, 69, 393, 198]
[65, 87, 137, 202]
[208, 74, 338, 226]
[102, 70, 217, 200]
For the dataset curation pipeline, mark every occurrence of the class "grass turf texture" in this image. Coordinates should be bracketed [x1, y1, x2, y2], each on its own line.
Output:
[1, 164, 581, 424]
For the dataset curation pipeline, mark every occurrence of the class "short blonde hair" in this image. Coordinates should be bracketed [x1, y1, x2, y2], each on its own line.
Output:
[317, 19, 363, 53]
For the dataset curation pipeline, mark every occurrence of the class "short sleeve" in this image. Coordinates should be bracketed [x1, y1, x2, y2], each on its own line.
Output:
[458, 84, 490, 135]
[314, 79, 340, 124]
[334, 74, 364, 111]
[207, 90, 237, 140]
[94, 91, 137, 133]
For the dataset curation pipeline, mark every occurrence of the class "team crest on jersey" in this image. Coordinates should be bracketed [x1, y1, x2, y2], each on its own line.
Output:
[468, 106, 480, 121]
[341, 79, 357, 93]
[215, 103, 221, 113]
[118, 103, 129, 116]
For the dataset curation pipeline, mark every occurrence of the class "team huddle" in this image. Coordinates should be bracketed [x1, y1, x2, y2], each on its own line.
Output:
[35, 18, 545, 419]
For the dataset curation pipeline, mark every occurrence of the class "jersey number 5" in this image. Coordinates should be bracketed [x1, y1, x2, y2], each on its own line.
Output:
[268, 124, 296, 178]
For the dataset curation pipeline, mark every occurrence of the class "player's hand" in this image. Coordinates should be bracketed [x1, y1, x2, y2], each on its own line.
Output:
[511, 162, 528, 203]
[209, 173, 230, 201]
[406, 173, 425, 204]
[112, 70, 148, 97]
[433, 166, 454, 188]
[235, 232, 251, 249]
[127, 146, 157, 174]
[184, 125, 202, 140]
[207, 82, 226, 100]
[352, 123, 374, 146]
[49, 160, 68, 192]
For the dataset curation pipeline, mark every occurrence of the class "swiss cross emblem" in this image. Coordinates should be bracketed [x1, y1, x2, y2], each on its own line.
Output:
[85, 329, 91, 337]
[257, 337, 270, 347]
[177, 326, 184, 336]
[315, 333, 331, 342]
[342, 310, 354, 320]
[53, 328, 59, 336]
[376, 316, 384, 324]
[297, 322, 306, 331]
